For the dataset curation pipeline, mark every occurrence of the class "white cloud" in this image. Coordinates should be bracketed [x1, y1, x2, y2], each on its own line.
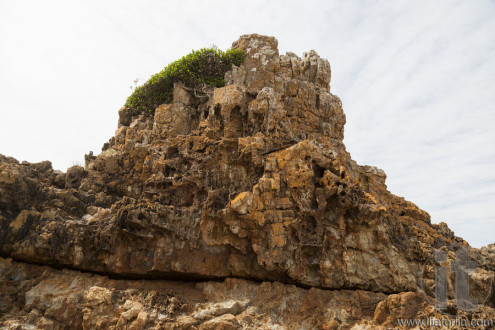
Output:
[0, 0, 493, 247]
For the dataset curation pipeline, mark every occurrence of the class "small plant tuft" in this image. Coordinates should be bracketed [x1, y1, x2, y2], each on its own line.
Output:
[125, 47, 246, 116]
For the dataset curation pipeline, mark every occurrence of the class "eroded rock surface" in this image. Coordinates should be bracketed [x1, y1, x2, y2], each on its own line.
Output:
[1, 34, 494, 328]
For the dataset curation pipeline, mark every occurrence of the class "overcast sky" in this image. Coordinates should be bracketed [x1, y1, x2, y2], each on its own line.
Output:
[1, 0, 494, 248]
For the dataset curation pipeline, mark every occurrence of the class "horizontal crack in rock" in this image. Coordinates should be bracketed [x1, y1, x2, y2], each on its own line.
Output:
[3, 254, 402, 295]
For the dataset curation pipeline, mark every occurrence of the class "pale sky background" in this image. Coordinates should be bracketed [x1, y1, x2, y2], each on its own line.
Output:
[0, 0, 494, 248]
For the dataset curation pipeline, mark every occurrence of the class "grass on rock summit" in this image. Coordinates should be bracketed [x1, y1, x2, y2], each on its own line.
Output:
[125, 47, 246, 116]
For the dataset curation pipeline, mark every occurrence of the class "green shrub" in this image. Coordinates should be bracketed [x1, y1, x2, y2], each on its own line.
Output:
[125, 47, 246, 116]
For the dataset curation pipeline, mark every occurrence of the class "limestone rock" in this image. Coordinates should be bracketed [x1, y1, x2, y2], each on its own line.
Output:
[118, 106, 132, 127]
[65, 165, 86, 189]
[0, 34, 494, 328]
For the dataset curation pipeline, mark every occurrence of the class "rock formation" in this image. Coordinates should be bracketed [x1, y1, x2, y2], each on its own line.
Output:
[0, 34, 494, 329]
